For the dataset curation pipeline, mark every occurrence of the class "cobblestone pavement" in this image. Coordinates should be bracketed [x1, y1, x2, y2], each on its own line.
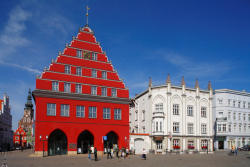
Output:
[1, 150, 250, 167]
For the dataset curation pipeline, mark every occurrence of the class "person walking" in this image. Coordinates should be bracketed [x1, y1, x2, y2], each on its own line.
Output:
[111, 148, 114, 158]
[126, 147, 129, 157]
[142, 148, 146, 160]
[94, 147, 98, 161]
[88, 146, 91, 160]
[235, 147, 238, 156]
[116, 148, 119, 159]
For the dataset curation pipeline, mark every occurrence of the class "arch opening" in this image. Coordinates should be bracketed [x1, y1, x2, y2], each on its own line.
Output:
[77, 130, 94, 154]
[48, 129, 67, 156]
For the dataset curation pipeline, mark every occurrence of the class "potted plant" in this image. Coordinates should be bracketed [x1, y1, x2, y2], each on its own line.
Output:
[188, 145, 195, 150]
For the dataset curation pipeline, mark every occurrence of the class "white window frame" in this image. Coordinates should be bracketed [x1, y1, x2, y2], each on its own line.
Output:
[89, 106, 97, 118]
[187, 105, 193, 116]
[92, 69, 97, 78]
[76, 105, 85, 118]
[52, 81, 59, 91]
[60, 104, 69, 117]
[101, 87, 107, 96]
[76, 67, 82, 76]
[91, 86, 97, 95]
[111, 88, 117, 97]
[173, 104, 179, 115]
[65, 65, 71, 74]
[173, 122, 180, 133]
[92, 52, 97, 60]
[201, 107, 207, 118]
[77, 50, 82, 58]
[75, 84, 82, 94]
[187, 123, 194, 134]
[114, 108, 121, 120]
[64, 82, 71, 92]
[103, 108, 110, 119]
[102, 71, 107, 79]
[47, 103, 56, 116]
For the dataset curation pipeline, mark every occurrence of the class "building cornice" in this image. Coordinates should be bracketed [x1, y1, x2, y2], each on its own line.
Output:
[214, 89, 250, 97]
[32, 89, 131, 104]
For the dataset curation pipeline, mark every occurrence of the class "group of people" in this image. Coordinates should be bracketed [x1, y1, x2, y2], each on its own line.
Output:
[231, 145, 238, 156]
[106, 147, 129, 159]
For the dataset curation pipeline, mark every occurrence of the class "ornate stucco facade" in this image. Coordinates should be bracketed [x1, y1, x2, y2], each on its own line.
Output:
[213, 89, 250, 150]
[130, 75, 213, 154]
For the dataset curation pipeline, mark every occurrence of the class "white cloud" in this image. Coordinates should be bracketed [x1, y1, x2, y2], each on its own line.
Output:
[0, 60, 40, 74]
[0, 6, 31, 59]
[156, 50, 231, 79]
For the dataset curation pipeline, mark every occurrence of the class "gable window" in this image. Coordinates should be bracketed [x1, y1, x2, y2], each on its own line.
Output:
[173, 104, 179, 115]
[47, 103, 56, 116]
[102, 71, 107, 79]
[92, 69, 97, 78]
[91, 86, 97, 95]
[76, 67, 82, 76]
[92, 52, 97, 60]
[201, 107, 207, 117]
[77, 50, 82, 58]
[155, 103, 163, 112]
[89, 106, 97, 118]
[65, 65, 70, 74]
[64, 83, 70, 92]
[111, 88, 117, 97]
[76, 106, 85, 118]
[103, 108, 110, 119]
[75, 84, 82, 94]
[114, 108, 121, 120]
[101, 87, 107, 96]
[52, 81, 59, 91]
[187, 105, 193, 116]
[60, 104, 69, 117]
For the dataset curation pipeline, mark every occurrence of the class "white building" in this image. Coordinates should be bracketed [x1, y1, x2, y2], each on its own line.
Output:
[0, 94, 13, 150]
[130, 75, 213, 154]
[213, 89, 250, 150]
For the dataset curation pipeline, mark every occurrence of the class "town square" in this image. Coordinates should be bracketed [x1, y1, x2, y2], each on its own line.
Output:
[1, 0, 250, 166]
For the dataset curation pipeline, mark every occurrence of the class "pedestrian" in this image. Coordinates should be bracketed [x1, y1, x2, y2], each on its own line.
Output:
[88, 146, 91, 160]
[142, 148, 146, 160]
[94, 147, 98, 161]
[111, 148, 114, 158]
[235, 147, 238, 156]
[116, 148, 119, 159]
[122, 148, 125, 159]
[126, 147, 129, 157]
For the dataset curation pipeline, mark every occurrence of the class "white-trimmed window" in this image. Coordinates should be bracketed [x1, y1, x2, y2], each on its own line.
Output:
[91, 86, 97, 95]
[111, 88, 117, 97]
[217, 124, 222, 132]
[228, 99, 231, 106]
[239, 124, 242, 132]
[114, 108, 121, 120]
[187, 123, 194, 134]
[243, 114, 246, 121]
[101, 87, 107, 96]
[248, 102, 250, 109]
[102, 71, 107, 79]
[238, 113, 241, 121]
[244, 124, 246, 132]
[201, 124, 207, 134]
[92, 69, 97, 78]
[155, 103, 163, 112]
[76, 106, 84, 118]
[52, 81, 59, 91]
[187, 105, 193, 116]
[243, 101, 246, 108]
[103, 108, 110, 119]
[89, 106, 97, 118]
[228, 112, 231, 120]
[222, 124, 226, 132]
[65, 65, 70, 74]
[77, 50, 82, 58]
[218, 99, 223, 104]
[75, 84, 82, 94]
[238, 101, 241, 108]
[201, 140, 208, 148]
[233, 101, 236, 107]
[76, 67, 82, 76]
[92, 52, 97, 60]
[228, 124, 231, 132]
[234, 123, 237, 131]
[201, 107, 207, 117]
[64, 83, 70, 92]
[173, 104, 179, 115]
[173, 122, 180, 133]
[61, 104, 69, 117]
[47, 103, 56, 116]
[233, 112, 236, 120]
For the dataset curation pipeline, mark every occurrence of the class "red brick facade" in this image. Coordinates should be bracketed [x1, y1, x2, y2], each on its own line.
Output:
[33, 25, 130, 156]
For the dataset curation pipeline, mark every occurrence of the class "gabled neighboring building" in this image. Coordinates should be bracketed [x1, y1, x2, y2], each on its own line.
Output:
[0, 94, 13, 151]
[13, 127, 27, 147]
[32, 11, 130, 156]
[130, 75, 213, 154]
[18, 89, 34, 147]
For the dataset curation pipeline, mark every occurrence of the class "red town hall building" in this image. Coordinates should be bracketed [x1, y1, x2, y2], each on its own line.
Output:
[33, 21, 130, 156]
[13, 127, 27, 148]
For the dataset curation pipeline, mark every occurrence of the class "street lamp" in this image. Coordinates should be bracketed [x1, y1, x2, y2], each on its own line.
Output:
[39, 135, 48, 157]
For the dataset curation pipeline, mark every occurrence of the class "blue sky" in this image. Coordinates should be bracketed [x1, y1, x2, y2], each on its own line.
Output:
[0, 0, 250, 130]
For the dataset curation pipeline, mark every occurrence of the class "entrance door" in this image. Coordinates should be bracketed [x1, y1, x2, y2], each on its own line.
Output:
[77, 130, 94, 154]
[48, 129, 67, 156]
[218, 141, 224, 149]
[156, 140, 163, 153]
[134, 138, 144, 154]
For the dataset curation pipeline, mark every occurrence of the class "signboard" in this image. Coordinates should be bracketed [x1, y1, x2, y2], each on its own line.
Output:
[103, 136, 107, 141]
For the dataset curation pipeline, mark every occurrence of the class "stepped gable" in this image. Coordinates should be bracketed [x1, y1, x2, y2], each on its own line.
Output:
[36, 25, 129, 99]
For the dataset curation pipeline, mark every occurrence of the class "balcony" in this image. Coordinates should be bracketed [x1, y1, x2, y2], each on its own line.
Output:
[216, 117, 227, 122]
[152, 131, 164, 136]
[153, 111, 165, 118]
